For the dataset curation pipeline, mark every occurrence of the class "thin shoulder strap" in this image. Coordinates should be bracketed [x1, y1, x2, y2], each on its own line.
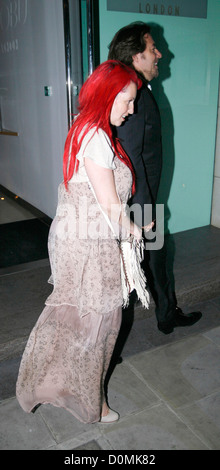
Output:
[88, 180, 120, 239]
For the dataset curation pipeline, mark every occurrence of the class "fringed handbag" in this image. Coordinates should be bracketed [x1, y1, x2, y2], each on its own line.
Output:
[118, 236, 150, 308]
[89, 181, 150, 309]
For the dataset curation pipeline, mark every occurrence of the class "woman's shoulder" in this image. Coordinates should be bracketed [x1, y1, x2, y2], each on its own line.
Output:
[84, 127, 111, 146]
[80, 127, 113, 154]
[78, 127, 115, 169]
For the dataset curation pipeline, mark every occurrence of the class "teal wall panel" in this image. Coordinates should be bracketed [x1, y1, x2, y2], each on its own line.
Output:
[99, 0, 220, 234]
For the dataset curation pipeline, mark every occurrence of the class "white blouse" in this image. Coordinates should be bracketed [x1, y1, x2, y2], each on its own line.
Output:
[69, 128, 116, 183]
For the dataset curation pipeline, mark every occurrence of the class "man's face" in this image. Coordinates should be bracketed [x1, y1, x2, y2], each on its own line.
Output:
[132, 34, 162, 82]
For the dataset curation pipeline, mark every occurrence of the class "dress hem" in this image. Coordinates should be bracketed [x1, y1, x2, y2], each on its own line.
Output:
[18, 399, 100, 424]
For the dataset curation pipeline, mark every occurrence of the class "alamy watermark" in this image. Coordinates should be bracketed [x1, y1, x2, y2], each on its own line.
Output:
[54, 198, 164, 250]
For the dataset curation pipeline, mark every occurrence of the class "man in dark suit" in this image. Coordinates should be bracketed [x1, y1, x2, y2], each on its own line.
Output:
[108, 22, 202, 334]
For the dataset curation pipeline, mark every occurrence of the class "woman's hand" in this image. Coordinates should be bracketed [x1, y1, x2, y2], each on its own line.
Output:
[130, 220, 154, 241]
[142, 221, 155, 238]
[143, 221, 154, 234]
[129, 222, 142, 241]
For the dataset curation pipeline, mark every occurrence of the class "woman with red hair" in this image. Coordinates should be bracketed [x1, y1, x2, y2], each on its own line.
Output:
[16, 61, 149, 424]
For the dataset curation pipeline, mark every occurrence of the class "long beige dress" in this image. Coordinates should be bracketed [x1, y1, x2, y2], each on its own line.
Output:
[16, 129, 132, 423]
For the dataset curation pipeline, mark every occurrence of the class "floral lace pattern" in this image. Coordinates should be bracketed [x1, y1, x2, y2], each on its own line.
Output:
[16, 305, 121, 423]
[46, 157, 132, 317]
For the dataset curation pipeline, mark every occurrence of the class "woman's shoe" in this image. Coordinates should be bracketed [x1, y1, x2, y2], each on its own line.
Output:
[31, 404, 41, 414]
[100, 408, 119, 423]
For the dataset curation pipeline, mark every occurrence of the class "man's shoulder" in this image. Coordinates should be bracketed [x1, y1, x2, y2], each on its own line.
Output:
[140, 82, 154, 97]
[135, 85, 156, 114]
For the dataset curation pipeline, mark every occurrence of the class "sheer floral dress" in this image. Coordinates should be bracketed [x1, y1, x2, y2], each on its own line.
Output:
[16, 129, 132, 423]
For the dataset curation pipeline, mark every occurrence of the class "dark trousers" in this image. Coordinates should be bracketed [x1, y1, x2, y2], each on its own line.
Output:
[142, 234, 177, 325]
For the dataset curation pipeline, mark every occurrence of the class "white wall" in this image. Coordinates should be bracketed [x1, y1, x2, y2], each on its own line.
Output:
[0, 0, 68, 218]
[211, 78, 220, 228]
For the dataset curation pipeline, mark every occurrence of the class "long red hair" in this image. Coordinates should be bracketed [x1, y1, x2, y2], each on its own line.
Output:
[63, 60, 142, 193]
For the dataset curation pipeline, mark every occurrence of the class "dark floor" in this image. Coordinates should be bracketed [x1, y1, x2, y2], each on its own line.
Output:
[0, 185, 51, 268]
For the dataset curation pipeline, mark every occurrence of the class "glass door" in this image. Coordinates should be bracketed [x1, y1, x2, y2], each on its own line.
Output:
[63, 0, 100, 128]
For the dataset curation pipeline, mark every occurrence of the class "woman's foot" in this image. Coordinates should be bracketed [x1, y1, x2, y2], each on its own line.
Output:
[100, 402, 119, 423]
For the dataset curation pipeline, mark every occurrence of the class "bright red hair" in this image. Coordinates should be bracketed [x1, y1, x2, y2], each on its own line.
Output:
[63, 60, 142, 193]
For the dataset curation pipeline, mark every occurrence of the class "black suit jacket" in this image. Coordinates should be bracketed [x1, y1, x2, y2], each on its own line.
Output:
[116, 77, 162, 226]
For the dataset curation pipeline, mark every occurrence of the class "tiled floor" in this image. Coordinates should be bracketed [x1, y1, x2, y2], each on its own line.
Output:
[0, 187, 220, 452]
[0, 190, 36, 224]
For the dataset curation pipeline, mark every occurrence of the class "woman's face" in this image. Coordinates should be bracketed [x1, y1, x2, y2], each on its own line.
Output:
[110, 81, 137, 127]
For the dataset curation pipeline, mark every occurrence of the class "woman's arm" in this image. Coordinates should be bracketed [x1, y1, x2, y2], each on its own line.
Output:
[84, 157, 143, 240]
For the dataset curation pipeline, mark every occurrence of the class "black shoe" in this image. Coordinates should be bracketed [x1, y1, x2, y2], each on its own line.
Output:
[158, 321, 174, 335]
[174, 307, 202, 327]
[116, 356, 123, 364]
[31, 404, 41, 414]
[158, 307, 202, 334]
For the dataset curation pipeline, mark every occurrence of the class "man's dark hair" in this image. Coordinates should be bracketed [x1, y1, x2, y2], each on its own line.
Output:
[108, 22, 151, 67]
